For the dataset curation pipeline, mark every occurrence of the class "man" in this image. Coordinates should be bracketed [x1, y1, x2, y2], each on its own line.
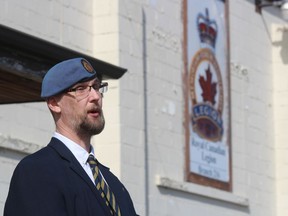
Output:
[4, 58, 138, 216]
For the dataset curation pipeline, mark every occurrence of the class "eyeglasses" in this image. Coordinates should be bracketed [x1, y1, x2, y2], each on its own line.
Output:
[67, 82, 108, 100]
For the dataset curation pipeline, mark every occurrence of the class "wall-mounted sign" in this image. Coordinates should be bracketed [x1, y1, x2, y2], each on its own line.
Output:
[184, 0, 231, 191]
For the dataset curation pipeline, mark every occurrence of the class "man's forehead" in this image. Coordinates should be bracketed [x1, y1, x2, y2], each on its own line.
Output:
[74, 78, 100, 86]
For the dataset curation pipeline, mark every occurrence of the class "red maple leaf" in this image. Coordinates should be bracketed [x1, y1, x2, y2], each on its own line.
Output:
[199, 65, 217, 105]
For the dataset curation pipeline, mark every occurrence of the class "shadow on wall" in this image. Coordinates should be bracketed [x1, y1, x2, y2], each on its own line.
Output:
[273, 26, 288, 64]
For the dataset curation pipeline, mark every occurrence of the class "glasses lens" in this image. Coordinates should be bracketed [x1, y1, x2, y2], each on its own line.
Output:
[99, 83, 108, 93]
[70, 82, 108, 100]
[75, 86, 90, 100]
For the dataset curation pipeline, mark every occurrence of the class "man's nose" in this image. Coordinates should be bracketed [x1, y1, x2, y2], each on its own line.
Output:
[89, 88, 102, 100]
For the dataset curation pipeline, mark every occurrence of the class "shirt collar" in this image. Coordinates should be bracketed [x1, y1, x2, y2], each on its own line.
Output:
[53, 132, 95, 165]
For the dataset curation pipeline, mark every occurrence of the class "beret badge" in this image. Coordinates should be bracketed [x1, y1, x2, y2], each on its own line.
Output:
[81, 59, 94, 73]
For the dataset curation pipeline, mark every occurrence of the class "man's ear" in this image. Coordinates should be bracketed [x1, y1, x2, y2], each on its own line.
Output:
[47, 96, 61, 113]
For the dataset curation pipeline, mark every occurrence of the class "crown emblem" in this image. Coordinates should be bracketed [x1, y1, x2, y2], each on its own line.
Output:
[197, 8, 218, 48]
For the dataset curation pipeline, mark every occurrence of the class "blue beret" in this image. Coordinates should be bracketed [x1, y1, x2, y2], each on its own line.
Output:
[41, 58, 97, 98]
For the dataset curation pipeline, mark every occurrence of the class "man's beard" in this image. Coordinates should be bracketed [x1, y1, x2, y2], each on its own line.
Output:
[77, 111, 105, 137]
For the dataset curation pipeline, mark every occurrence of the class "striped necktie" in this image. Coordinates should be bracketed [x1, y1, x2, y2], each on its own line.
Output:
[87, 154, 121, 216]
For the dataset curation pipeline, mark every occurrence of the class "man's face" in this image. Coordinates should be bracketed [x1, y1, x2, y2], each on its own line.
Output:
[57, 78, 105, 137]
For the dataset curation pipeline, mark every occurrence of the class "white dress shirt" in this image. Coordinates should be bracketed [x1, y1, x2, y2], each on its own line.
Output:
[53, 132, 96, 184]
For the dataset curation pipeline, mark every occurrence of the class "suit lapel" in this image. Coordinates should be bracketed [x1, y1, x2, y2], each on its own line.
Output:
[48, 138, 113, 216]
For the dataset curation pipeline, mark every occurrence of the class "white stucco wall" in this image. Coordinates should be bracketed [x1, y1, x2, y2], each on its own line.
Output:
[271, 22, 288, 216]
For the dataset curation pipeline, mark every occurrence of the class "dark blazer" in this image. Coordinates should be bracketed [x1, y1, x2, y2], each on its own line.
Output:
[4, 138, 138, 216]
